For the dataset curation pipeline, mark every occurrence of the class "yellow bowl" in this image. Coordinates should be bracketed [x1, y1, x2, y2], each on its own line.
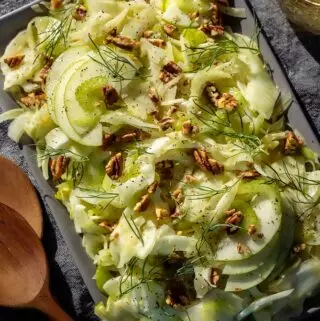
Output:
[279, 0, 320, 34]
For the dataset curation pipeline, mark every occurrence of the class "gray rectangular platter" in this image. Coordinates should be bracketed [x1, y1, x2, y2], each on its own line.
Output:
[0, 0, 319, 319]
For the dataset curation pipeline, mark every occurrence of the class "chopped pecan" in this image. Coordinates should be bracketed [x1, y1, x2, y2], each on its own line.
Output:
[99, 221, 116, 233]
[163, 24, 177, 36]
[159, 117, 174, 131]
[20, 92, 46, 108]
[148, 87, 161, 104]
[156, 208, 170, 220]
[210, 268, 221, 286]
[205, 82, 237, 111]
[147, 38, 166, 48]
[205, 82, 220, 104]
[102, 133, 116, 150]
[73, 5, 87, 21]
[105, 35, 139, 50]
[160, 61, 182, 84]
[172, 189, 184, 204]
[51, 0, 62, 9]
[200, 22, 224, 37]
[225, 209, 243, 234]
[182, 120, 199, 136]
[193, 149, 224, 175]
[147, 181, 159, 194]
[237, 243, 251, 255]
[3, 54, 25, 68]
[292, 243, 307, 254]
[239, 170, 261, 179]
[102, 85, 119, 105]
[134, 194, 150, 212]
[284, 131, 304, 154]
[105, 153, 123, 180]
[156, 160, 174, 179]
[50, 156, 69, 181]
[216, 93, 238, 111]
[39, 63, 52, 84]
[248, 224, 257, 236]
[143, 30, 154, 38]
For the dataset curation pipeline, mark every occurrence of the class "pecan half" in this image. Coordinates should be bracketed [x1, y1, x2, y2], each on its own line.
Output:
[148, 87, 161, 104]
[134, 194, 150, 212]
[20, 92, 46, 108]
[172, 189, 184, 204]
[160, 61, 182, 84]
[3, 54, 25, 68]
[73, 5, 87, 21]
[225, 209, 243, 234]
[105, 153, 123, 180]
[102, 85, 119, 105]
[237, 243, 251, 255]
[159, 117, 174, 131]
[210, 268, 221, 286]
[51, 0, 62, 9]
[106, 35, 139, 50]
[284, 131, 304, 155]
[205, 82, 237, 111]
[50, 156, 69, 181]
[147, 38, 166, 48]
[99, 221, 116, 233]
[182, 120, 199, 136]
[163, 24, 177, 36]
[193, 149, 224, 175]
[102, 133, 116, 150]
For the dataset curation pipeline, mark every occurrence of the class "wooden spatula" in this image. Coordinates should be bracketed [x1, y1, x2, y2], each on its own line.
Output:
[0, 156, 43, 237]
[0, 203, 73, 321]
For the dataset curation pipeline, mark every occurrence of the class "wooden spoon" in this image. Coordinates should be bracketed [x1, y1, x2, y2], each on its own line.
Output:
[0, 203, 73, 321]
[0, 156, 42, 237]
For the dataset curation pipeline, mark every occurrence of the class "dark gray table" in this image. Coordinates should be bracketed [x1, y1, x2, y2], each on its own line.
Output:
[0, 0, 319, 321]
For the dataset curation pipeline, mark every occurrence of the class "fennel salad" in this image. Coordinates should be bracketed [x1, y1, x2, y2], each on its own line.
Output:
[1, 0, 320, 320]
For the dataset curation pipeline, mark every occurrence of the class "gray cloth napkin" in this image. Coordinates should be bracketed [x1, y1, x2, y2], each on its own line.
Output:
[0, 0, 319, 321]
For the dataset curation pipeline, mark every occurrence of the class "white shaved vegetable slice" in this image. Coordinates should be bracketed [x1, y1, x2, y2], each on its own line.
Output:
[46, 46, 91, 123]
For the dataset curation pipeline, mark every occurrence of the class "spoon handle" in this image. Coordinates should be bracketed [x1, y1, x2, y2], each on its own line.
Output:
[33, 290, 74, 321]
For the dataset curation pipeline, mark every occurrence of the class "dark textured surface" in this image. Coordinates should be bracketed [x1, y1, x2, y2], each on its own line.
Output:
[0, 1, 319, 321]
